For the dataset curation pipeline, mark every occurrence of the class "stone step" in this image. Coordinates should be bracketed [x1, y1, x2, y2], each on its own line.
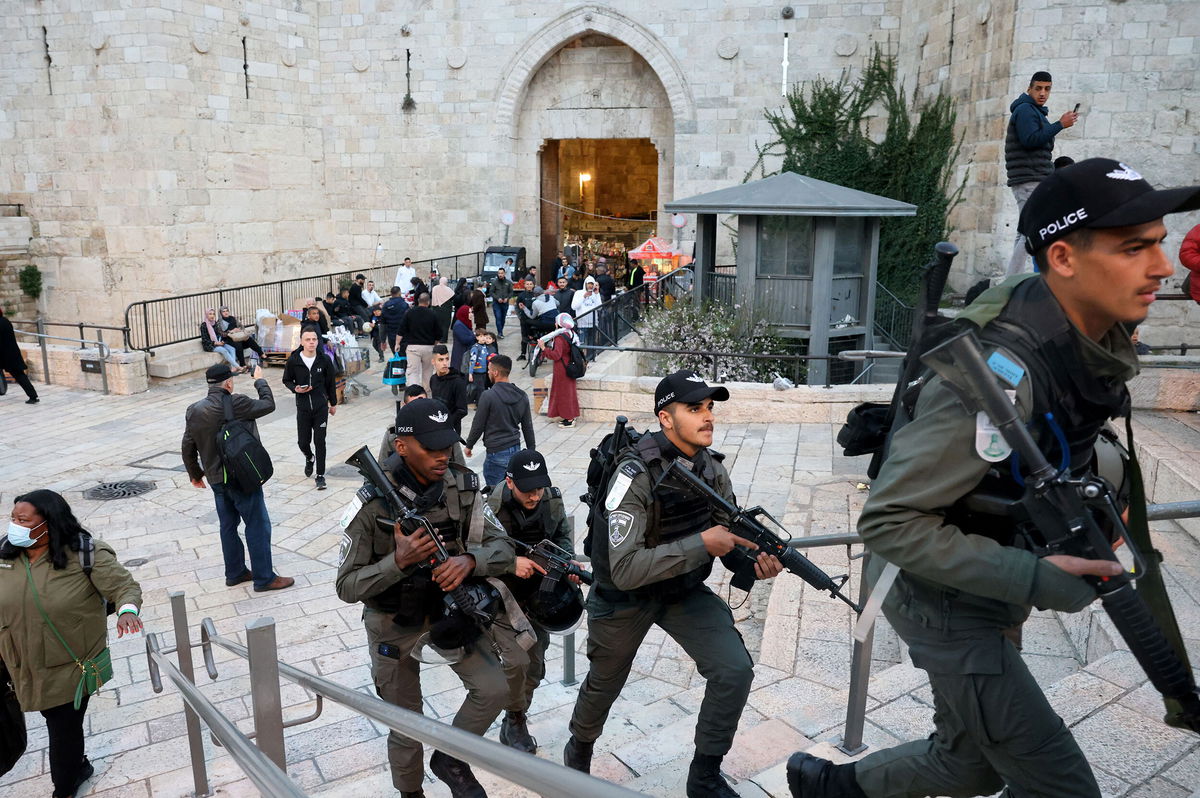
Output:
[146, 339, 226, 379]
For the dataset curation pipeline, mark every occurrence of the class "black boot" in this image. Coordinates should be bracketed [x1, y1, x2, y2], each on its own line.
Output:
[499, 711, 538, 753]
[786, 753, 867, 798]
[686, 752, 738, 798]
[429, 751, 487, 798]
[562, 735, 594, 773]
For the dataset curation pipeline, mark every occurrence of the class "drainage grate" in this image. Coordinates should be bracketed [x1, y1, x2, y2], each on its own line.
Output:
[83, 481, 157, 501]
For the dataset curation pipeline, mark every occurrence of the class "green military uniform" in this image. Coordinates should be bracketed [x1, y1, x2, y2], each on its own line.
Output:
[335, 455, 522, 793]
[482, 484, 573, 711]
[852, 275, 1137, 797]
[568, 430, 757, 757]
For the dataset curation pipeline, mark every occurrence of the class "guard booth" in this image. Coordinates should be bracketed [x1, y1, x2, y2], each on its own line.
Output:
[665, 172, 916, 385]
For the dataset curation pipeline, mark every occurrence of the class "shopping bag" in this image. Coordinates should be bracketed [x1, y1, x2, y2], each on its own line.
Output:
[382, 355, 407, 386]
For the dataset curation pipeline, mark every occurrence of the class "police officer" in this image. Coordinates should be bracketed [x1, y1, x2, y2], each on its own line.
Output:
[787, 159, 1199, 797]
[564, 371, 783, 798]
[336, 397, 520, 798]
[480, 449, 578, 754]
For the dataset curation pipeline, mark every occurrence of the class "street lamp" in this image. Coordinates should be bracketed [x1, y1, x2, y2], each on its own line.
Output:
[499, 209, 514, 246]
[578, 172, 591, 197]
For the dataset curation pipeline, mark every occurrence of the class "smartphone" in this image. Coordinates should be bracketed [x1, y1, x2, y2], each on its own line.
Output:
[1073, 103, 1080, 113]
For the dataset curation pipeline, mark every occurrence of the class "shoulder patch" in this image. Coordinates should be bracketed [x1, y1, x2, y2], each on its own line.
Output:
[619, 460, 645, 479]
[608, 510, 635, 548]
[548, 486, 562, 499]
[357, 483, 380, 504]
[605, 462, 642, 513]
[986, 350, 1025, 388]
[450, 464, 480, 493]
[337, 531, 353, 566]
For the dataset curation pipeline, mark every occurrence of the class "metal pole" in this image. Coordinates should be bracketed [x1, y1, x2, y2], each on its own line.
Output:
[78, 322, 85, 350]
[245, 617, 287, 771]
[169, 591, 210, 797]
[562, 633, 577, 686]
[36, 316, 50, 386]
[98, 341, 109, 395]
[839, 551, 873, 756]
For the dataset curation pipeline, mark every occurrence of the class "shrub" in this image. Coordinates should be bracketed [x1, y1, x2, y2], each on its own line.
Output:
[18, 264, 42, 300]
[640, 298, 798, 384]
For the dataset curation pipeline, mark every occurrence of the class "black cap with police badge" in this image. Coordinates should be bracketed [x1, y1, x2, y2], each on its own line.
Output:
[505, 449, 552, 492]
[393, 397, 461, 450]
[654, 370, 731, 413]
[1019, 158, 1200, 255]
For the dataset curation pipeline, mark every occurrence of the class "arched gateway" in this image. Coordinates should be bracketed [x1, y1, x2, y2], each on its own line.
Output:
[494, 6, 696, 271]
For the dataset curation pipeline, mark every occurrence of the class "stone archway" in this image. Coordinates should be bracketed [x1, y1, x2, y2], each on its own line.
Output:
[494, 5, 696, 138]
[499, 7, 689, 270]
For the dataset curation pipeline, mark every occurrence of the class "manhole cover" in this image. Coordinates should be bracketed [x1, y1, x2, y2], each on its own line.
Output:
[83, 481, 157, 501]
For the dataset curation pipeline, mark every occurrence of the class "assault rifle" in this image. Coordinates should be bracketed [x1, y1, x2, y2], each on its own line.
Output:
[661, 460, 862, 612]
[514, 539, 595, 586]
[921, 330, 1200, 734]
[345, 446, 500, 633]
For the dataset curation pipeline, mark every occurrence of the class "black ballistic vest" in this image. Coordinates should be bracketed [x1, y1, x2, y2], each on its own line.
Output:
[947, 277, 1130, 543]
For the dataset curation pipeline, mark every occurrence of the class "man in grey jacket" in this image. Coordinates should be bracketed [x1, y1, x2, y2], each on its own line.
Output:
[1004, 70, 1079, 275]
[463, 354, 537, 486]
[182, 363, 294, 592]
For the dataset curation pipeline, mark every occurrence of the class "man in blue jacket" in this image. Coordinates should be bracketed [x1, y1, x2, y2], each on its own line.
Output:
[1004, 71, 1078, 275]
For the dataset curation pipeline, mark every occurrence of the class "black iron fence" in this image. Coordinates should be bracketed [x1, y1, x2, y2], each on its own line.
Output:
[873, 282, 914, 350]
[124, 252, 483, 352]
[575, 268, 694, 357]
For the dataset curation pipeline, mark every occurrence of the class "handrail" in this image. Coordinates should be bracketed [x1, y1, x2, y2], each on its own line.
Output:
[12, 327, 110, 394]
[144, 632, 308, 797]
[10, 318, 130, 352]
[199, 618, 642, 798]
[123, 251, 485, 353]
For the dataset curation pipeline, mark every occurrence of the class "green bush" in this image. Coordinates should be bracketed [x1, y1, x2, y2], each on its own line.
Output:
[759, 47, 964, 300]
[640, 299, 799, 384]
[18, 264, 42, 300]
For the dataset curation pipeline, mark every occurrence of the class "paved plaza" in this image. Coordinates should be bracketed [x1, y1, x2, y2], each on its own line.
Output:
[2, 338, 1200, 797]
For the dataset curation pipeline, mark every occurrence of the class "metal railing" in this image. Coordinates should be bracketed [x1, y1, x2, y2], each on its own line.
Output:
[145, 590, 640, 797]
[873, 282, 915, 350]
[12, 326, 111, 394]
[570, 268, 695, 358]
[123, 252, 484, 353]
[10, 318, 129, 353]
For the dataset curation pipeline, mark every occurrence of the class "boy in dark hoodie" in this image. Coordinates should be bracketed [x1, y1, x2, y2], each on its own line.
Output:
[463, 354, 536, 486]
[281, 327, 338, 490]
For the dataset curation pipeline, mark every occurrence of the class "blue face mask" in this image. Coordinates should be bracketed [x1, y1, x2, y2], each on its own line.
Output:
[6, 520, 46, 548]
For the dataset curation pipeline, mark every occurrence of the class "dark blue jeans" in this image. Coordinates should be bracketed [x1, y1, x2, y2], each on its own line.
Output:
[482, 444, 519, 487]
[492, 300, 508, 336]
[211, 483, 276, 589]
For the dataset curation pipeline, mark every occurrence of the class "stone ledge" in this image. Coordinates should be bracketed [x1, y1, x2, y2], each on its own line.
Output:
[1129, 362, 1200, 412]
[18, 341, 149, 394]
[146, 340, 224, 379]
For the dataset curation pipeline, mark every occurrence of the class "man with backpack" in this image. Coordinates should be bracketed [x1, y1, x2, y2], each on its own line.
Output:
[563, 370, 782, 797]
[788, 160, 1198, 796]
[181, 362, 294, 592]
[464, 355, 537, 487]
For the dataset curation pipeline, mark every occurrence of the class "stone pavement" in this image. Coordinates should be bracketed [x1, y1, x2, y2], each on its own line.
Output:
[1, 336, 1199, 797]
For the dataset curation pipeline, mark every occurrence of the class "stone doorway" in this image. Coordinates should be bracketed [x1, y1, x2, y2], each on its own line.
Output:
[539, 137, 659, 270]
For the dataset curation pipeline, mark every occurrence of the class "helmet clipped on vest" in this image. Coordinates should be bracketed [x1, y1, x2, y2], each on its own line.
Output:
[524, 576, 585, 634]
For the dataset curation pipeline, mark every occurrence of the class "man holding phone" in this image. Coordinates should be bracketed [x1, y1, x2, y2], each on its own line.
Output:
[282, 327, 338, 490]
[1004, 70, 1080, 275]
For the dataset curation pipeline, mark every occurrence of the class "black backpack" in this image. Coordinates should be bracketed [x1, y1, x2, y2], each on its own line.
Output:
[581, 419, 646, 556]
[216, 393, 274, 492]
[564, 339, 588, 379]
[78, 532, 116, 616]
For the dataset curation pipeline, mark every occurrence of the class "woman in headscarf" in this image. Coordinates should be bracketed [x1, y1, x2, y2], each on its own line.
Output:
[216, 306, 264, 367]
[431, 277, 456, 343]
[199, 309, 242, 371]
[537, 312, 581, 428]
[1, 489, 143, 798]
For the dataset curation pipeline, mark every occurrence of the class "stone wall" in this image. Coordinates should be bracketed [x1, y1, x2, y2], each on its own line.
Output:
[1, 0, 1196, 333]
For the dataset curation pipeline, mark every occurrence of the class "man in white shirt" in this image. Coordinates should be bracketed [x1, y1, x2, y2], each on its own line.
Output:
[360, 280, 383, 309]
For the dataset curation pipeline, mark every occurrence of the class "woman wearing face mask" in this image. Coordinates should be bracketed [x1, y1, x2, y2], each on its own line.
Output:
[0, 490, 143, 798]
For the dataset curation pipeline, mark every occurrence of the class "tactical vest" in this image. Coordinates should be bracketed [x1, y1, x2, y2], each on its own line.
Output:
[490, 486, 565, 547]
[946, 277, 1130, 543]
[591, 432, 720, 600]
[370, 457, 479, 616]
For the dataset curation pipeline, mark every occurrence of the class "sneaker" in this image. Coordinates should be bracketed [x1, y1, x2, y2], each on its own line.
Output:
[559, 419, 575, 428]
[315, 475, 327, 490]
[254, 576, 296, 592]
[26, 398, 39, 404]
[517, 354, 526, 361]
[224, 570, 253, 587]
[304, 457, 315, 477]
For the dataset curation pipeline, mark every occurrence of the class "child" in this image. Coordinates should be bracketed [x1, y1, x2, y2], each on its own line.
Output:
[467, 329, 498, 405]
[367, 305, 386, 358]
